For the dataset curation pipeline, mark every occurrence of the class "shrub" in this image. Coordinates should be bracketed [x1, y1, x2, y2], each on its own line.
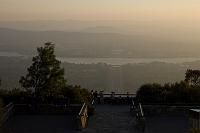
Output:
[136, 81, 200, 104]
[190, 128, 200, 133]
[62, 85, 92, 104]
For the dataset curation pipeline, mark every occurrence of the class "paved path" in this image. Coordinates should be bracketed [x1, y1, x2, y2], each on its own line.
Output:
[83, 105, 189, 133]
[83, 105, 135, 133]
[1, 105, 189, 133]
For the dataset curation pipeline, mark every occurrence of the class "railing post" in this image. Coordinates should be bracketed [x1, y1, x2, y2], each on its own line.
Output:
[0, 103, 15, 127]
[130, 99, 146, 132]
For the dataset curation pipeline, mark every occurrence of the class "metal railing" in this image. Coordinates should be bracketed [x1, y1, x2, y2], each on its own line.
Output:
[139, 103, 144, 117]
[100, 93, 136, 98]
[130, 99, 145, 132]
[0, 103, 15, 127]
[78, 103, 87, 116]
[77, 103, 88, 130]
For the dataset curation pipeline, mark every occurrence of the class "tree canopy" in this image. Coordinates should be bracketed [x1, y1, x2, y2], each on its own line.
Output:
[19, 42, 66, 97]
[137, 69, 200, 104]
[185, 69, 200, 86]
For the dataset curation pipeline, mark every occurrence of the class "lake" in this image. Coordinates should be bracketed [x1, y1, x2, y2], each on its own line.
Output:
[1, 51, 200, 65]
[0, 52, 24, 57]
[58, 57, 200, 65]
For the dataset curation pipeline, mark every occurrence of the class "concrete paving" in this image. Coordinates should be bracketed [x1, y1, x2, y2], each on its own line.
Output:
[1, 115, 78, 133]
[83, 105, 189, 133]
[1, 105, 189, 133]
[83, 105, 135, 133]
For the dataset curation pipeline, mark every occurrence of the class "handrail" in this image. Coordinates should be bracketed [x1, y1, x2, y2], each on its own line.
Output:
[0, 103, 15, 127]
[130, 99, 135, 110]
[130, 99, 145, 118]
[77, 103, 88, 130]
[79, 103, 87, 116]
[103, 93, 136, 95]
[139, 103, 144, 117]
[2, 103, 14, 115]
[132, 99, 135, 106]
[91, 99, 95, 105]
[4, 103, 13, 109]
[101, 93, 136, 98]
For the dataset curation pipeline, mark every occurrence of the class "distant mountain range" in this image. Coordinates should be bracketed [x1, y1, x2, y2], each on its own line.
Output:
[0, 27, 200, 58]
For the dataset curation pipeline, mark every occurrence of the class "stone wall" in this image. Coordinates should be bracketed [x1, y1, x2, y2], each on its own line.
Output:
[142, 105, 200, 116]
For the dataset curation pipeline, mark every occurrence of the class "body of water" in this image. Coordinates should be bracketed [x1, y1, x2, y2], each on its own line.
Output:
[1, 52, 200, 65]
[0, 51, 24, 57]
[58, 57, 200, 65]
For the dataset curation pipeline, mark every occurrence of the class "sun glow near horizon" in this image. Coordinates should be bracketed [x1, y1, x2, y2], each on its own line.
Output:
[0, 0, 200, 21]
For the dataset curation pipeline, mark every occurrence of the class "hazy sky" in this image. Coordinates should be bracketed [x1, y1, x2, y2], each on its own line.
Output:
[1, 0, 200, 21]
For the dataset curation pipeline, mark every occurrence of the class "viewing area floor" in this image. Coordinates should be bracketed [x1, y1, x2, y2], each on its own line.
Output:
[84, 105, 189, 133]
[1, 104, 189, 133]
[1, 115, 77, 133]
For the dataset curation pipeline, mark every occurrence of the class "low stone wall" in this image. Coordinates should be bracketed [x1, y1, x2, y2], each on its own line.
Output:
[1, 103, 85, 131]
[14, 104, 81, 115]
[0, 103, 14, 127]
[142, 105, 200, 116]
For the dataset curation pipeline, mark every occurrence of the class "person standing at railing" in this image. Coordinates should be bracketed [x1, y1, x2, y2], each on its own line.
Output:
[91, 90, 94, 96]
[90, 90, 94, 102]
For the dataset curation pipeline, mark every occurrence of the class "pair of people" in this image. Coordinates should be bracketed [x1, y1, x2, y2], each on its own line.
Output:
[91, 90, 104, 104]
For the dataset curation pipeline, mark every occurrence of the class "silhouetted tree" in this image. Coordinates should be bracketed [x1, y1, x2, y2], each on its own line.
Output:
[185, 69, 200, 86]
[19, 42, 66, 97]
[136, 80, 200, 104]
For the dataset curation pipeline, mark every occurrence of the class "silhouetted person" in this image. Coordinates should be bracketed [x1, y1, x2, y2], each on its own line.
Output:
[91, 90, 94, 100]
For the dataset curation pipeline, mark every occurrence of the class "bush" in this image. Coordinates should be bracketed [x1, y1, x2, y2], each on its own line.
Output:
[0, 85, 91, 105]
[190, 128, 200, 133]
[136, 81, 200, 104]
[62, 85, 92, 104]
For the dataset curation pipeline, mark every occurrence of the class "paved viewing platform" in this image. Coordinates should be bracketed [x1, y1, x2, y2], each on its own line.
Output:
[1, 104, 189, 133]
[84, 105, 188, 133]
[1, 115, 77, 133]
[83, 105, 134, 133]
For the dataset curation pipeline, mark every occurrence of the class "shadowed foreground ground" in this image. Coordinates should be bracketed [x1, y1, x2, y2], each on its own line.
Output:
[83, 105, 189, 133]
[1, 105, 189, 133]
[1, 115, 78, 133]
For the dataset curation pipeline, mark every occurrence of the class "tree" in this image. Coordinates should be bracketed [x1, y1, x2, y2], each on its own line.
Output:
[185, 69, 200, 86]
[19, 42, 66, 97]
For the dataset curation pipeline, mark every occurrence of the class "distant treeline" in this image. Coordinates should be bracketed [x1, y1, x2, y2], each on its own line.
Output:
[2, 56, 198, 93]
[0, 85, 91, 105]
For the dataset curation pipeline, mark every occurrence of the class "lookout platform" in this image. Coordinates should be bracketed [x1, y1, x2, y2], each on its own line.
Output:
[84, 104, 188, 133]
[1, 104, 189, 133]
